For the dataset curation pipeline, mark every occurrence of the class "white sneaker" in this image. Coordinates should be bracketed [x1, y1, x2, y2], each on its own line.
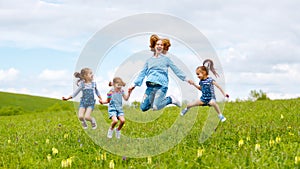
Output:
[170, 95, 181, 107]
[116, 129, 121, 139]
[219, 114, 226, 122]
[180, 108, 189, 116]
[81, 120, 88, 129]
[107, 128, 114, 138]
[91, 117, 97, 130]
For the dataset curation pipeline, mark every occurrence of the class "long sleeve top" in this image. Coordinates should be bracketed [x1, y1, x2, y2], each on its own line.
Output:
[71, 81, 101, 98]
[134, 54, 186, 87]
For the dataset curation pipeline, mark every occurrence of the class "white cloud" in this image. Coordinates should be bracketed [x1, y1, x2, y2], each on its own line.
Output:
[1, 87, 31, 95]
[38, 69, 69, 81]
[1, 0, 300, 101]
[0, 68, 19, 81]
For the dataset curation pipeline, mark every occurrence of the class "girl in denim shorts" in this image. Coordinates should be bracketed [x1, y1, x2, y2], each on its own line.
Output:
[100, 77, 132, 139]
[63, 68, 102, 129]
[180, 59, 229, 122]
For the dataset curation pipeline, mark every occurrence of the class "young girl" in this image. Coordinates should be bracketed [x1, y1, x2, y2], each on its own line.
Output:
[181, 59, 229, 122]
[129, 34, 192, 111]
[62, 68, 102, 129]
[100, 77, 132, 139]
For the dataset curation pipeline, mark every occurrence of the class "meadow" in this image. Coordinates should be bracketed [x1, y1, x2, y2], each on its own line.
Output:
[0, 91, 299, 168]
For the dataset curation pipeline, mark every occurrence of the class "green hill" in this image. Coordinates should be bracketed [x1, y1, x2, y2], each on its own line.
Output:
[0, 91, 73, 115]
[0, 92, 299, 168]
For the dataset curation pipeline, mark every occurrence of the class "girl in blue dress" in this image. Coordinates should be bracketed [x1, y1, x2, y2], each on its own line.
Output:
[62, 68, 102, 129]
[100, 77, 132, 139]
[181, 59, 229, 122]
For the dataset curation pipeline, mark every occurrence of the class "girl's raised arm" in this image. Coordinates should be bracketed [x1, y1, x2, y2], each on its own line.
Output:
[213, 81, 229, 98]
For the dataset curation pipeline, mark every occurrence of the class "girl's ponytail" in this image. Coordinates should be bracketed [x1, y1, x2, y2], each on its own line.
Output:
[203, 59, 219, 77]
[74, 72, 83, 86]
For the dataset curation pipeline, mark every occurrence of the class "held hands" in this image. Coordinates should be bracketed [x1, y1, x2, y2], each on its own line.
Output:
[98, 96, 103, 104]
[187, 79, 195, 85]
[128, 86, 135, 93]
[62, 96, 71, 101]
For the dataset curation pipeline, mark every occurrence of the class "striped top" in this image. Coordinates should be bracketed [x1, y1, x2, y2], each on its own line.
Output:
[134, 54, 186, 87]
[107, 88, 124, 108]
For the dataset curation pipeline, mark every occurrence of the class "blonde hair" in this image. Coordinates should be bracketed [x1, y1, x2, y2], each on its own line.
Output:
[109, 77, 126, 87]
[74, 67, 91, 85]
[149, 34, 171, 54]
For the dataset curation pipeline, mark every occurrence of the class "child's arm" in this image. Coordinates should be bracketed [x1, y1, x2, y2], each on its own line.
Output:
[62, 84, 83, 101]
[213, 81, 229, 98]
[94, 83, 103, 102]
[62, 96, 72, 101]
[100, 90, 112, 104]
[100, 98, 111, 104]
[123, 88, 132, 101]
[189, 80, 201, 90]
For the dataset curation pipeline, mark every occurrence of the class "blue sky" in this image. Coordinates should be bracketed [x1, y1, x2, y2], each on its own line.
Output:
[1, 0, 300, 101]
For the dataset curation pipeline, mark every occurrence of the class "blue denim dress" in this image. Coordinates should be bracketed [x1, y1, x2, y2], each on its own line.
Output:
[107, 88, 125, 118]
[199, 77, 216, 105]
[72, 81, 101, 109]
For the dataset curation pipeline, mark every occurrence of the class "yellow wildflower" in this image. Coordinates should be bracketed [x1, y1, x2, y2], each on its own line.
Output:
[109, 160, 115, 169]
[64, 133, 69, 139]
[147, 156, 152, 164]
[101, 152, 107, 161]
[269, 139, 275, 146]
[66, 158, 72, 167]
[275, 136, 281, 143]
[295, 156, 300, 164]
[61, 159, 67, 168]
[52, 147, 58, 155]
[280, 114, 284, 119]
[8, 140, 11, 144]
[238, 139, 244, 147]
[47, 154, 51, 161]
[255, 144, 261, 152]
[197, 148, 204, 157]
[46, 139, 50, 144]
[289, 132, 294, 136]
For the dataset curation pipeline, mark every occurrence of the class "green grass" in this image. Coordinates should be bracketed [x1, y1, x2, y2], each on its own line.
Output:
[0, 92, 299, 168]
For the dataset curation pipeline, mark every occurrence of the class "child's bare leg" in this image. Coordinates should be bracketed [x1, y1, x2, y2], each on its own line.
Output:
[117, 116, 125, 130]
[110, 116, 118, 129]
[209, 101, 221, 115]
[209, 100, 226, 122]
[186, 100, 203, 109]
[78, 107, 86, 121]
[84, 107, 97, 129]
[78, 107, 88, 129]
[84, 107, 93, 122]
[181, 100, 204, 116]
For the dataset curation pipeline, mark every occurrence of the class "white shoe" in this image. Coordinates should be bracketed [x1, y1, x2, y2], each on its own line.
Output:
[116, 129, 121, 139]
[107, 128, 114, 138]
[170, 95, 181, 107]
[91, 117, 97, 130]
[219, 115, 226, 122]
[180, 108, 189, 116]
